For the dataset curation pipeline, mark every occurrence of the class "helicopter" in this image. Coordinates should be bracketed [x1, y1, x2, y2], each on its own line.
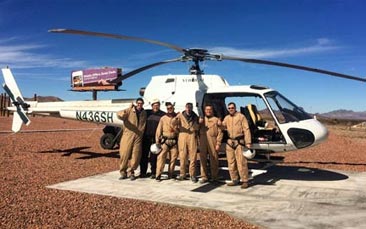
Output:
[2, 28, 366, 158]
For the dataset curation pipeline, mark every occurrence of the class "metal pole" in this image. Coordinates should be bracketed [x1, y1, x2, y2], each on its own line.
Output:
[6, 95, 10, 117]
[92, 90, 97, 100]
[0, 93, 3, 116]
[33, 94, 37, 117]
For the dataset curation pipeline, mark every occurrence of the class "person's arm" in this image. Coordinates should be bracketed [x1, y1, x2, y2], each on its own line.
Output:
[155, 118, 163, 144]
[171, 112, 181, 127]
[218, 116, 227, 130]
[216, 118, 224, 151]
[192, 116, 200, 131]
[242, 115, 252, 148]
[117, 103, 133, 121]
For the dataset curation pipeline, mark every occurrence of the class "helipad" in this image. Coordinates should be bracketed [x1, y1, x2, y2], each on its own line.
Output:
[48, 166, 366, 229]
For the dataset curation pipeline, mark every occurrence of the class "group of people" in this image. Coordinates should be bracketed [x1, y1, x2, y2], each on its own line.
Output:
[116, 97, 252, 189]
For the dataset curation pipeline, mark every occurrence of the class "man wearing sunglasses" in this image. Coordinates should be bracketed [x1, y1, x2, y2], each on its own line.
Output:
[220, 102, 252, 189]
[117, 98, 147, 181]
[155, 102, 179, 181]
[198, 104, 223, 184]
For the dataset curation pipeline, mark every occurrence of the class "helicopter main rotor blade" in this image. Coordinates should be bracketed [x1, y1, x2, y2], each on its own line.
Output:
[49, 28, 186, 53]
[112, 58, 182, 84]
[222, 55, 366, 82]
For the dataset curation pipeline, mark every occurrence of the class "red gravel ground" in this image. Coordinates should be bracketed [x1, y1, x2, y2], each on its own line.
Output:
[1, 116, 365, 228]
[0, 116, 259, 229]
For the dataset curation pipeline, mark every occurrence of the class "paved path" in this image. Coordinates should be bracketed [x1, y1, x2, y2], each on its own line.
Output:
[48, 166, 366, 229]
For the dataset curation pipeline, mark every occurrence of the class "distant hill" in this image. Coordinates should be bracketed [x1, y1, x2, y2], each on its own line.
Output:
[24, 96, 63, 102]
[319, 109, 366, 120]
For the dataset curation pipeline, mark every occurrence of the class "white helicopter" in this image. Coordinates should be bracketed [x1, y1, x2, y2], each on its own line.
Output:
[2, 29, 366, 158]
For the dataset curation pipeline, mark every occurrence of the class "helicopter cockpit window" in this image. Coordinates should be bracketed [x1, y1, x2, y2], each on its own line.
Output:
[264, 91, 312, 124]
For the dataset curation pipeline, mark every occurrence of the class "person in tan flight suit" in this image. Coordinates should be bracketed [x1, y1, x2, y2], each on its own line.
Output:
[155, 102, 179, 181]
[199, 104, 223, 184]
[172, 102, 199, 182]
[220, 102, 252, 189]
[117, 98, 147, 181]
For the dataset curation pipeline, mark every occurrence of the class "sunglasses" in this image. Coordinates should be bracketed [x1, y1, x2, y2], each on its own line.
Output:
[167, 107, 173, 110]
[228, 107, 235, 110]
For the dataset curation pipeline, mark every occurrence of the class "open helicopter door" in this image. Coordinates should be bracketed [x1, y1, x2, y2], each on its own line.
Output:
[202, 88, 287, 154]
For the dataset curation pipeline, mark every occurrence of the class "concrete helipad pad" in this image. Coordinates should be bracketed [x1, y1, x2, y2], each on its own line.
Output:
[48, 166, 366, 229]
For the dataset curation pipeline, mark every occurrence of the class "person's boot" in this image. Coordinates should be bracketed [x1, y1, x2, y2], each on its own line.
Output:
[155, 175, 161, 182]
[226, 180, 239, 186]
[241, 182, 249, 189]
[119, 172, 127, 180]
[176, 175, 185, 181]
[199, 178, 208, 184]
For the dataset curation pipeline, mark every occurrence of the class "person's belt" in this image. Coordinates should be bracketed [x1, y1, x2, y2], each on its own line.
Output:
[227, 135, 245, 149]
[161, 136, 178, 148]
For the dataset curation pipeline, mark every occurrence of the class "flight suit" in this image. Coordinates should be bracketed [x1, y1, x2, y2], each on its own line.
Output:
[222, 112, 252, 182]
[155, 114, 179, 178]
[199, 116, 223, 181]
[172, 111, 199, 178]
[117, 104, 147, 177]
[141, 109, 165, 176]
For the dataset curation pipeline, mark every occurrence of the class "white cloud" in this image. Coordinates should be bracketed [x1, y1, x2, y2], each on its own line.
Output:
[0, 42, 88, 69]
[316, 38, 332, 46]
[209, 39, 340, 59]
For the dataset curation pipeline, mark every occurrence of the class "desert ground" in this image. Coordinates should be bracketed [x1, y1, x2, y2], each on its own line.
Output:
[1, 116, 365, 228]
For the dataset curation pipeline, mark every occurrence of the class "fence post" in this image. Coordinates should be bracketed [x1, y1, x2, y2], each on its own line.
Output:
[33, 94, 37, 117]
[0, 93, 4, 116]
[7, 95, 10, 117]
[0, 93, 3, 116]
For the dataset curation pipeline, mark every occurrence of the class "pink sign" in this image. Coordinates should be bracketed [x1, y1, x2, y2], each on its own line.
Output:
[71, 68, 122, 88]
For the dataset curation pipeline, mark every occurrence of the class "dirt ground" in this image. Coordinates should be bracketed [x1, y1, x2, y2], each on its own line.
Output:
[1, 116, 365, 228]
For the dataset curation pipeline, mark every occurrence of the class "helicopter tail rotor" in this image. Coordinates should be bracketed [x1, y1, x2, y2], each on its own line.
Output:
[1, 68, 31, 132]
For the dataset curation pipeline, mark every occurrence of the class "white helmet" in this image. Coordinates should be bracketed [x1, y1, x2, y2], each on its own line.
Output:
[242, 148, 256, 159]
[150, 143, 162, 155]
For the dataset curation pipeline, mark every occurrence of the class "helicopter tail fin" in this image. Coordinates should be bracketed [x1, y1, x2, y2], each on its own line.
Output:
[1, 68, 31, 132]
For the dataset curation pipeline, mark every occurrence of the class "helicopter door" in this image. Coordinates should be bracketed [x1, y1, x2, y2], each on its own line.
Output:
[202, 93, 286, 152]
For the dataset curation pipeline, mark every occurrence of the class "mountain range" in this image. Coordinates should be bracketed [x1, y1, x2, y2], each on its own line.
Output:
[318, 109, 366, 121]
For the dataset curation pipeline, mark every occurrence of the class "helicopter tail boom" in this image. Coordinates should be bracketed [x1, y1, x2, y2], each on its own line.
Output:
[2, 68, 31, 132]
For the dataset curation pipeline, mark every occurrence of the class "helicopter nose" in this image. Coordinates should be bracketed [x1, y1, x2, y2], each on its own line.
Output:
[286, 119, 328, 149]
[311, 119, 329, 146]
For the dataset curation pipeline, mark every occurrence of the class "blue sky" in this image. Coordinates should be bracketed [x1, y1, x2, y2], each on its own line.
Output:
[0, 0, 365, 113]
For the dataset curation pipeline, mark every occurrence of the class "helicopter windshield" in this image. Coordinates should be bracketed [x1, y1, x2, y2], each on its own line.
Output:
[264, 91, 312, 124]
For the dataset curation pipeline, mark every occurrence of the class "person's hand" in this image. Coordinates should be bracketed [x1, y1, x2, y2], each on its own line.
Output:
[199, 117, 204, 124]
[215, 144, 220, 151]
[246, 143, 252, 149]
[175, 113, 180, 121]
[217, 119, 222, 126]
